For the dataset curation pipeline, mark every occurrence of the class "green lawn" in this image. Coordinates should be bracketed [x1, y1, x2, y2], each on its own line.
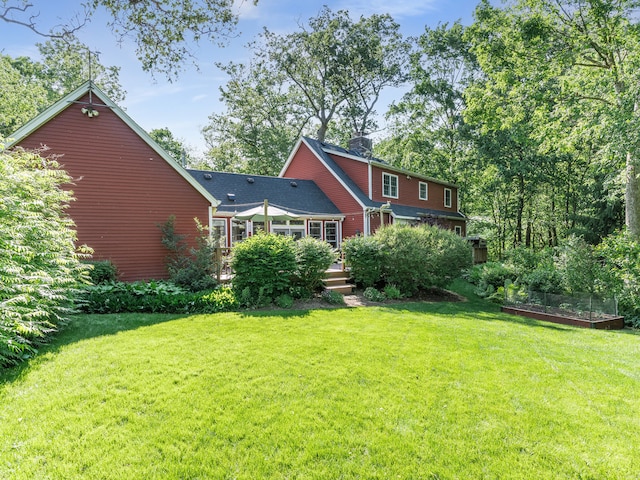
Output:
[1, 287, 639, 479]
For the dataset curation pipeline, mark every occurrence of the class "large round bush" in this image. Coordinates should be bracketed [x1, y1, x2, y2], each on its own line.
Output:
[230, 232, 296, 307]
[375, 224, 472, 296]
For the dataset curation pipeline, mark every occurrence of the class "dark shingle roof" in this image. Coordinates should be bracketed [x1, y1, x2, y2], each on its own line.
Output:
[188, 170, 342, 216]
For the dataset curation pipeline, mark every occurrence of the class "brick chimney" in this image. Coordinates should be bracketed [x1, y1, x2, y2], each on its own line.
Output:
[348, 132, 372, 157]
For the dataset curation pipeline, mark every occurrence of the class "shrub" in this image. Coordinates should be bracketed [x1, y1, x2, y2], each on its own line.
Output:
[159, 216, 219, 292]
[556, 235, 604, 295]
[85, 260, 119, 284]
[194, 286, 238, 313]
[80, 281, 238, 314]
[466, 261, 515, 298]
[293, 236, 338, 294]
[342, 234, 384, 287]
[275, 294, 294, 309]
[363, 287, 386, 302]
[383, 284, 403, 300]
[375, 224, 472, 296]
[0, 144, 91, 366]
[321, 289, 345, 305]
[230, 233, 296, 307]
[521, 266, 563, 294]
[80, 281, 192, 314]
[596, 232, 640, 327]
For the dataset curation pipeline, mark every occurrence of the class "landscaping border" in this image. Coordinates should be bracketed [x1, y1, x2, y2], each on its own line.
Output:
[501, 306, 625, 330]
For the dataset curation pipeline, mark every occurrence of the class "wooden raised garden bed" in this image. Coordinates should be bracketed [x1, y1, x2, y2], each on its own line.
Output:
[502, 305, 625, 330]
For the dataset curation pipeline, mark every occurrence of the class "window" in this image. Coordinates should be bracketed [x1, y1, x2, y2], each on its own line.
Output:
[444, 188, 452, 208]
[231, 219, 246, 244]
[382, 173, 398, 198]
[325, 221, 338, 249]
[455, 225, 462, 236]
[272, 220, 305, 240]
[309, 221, 322, 239]
[419, 182, 428, 201]
[211, 219, 226, 247]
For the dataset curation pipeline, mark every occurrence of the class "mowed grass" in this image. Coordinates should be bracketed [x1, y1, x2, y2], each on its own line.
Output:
[1, 289, 639, 479]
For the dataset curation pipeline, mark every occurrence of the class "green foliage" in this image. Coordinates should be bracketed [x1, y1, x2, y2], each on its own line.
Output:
[363, 287, 386, 302]
[556, 235, 604, 295]
[321, 289, 346, 305]
[293, 236, 338, 294]
[84, 260, 119, 284]
[149, 127, 191, 165]
[345, 225, 472, 296]
[343, 235, 384, 288]
[596, 232, 640, 327]
[230, 233, 296, 307]
[383, 284, 403, 300]
[465, 262, 515, 298]
[275, 294, 294, 309]
[80, 281, 237, 314]
[159, 216, 219, 292]
[1, 39, 124, 137]
[194, 286, 238, 314]
[0, 144, 91, 366]
[375, 224, 473, 296]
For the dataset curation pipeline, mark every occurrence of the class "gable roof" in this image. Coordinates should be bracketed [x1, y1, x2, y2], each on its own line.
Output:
[295, 136, 459, 189]
[188, 169, 343, 217]
[7, 80, 220, 208]
[282, 137, 374, 209]
[282, 136, 465, 220]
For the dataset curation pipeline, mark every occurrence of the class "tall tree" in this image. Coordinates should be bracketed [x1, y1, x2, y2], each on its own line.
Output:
[205, 6, 409, 171]
[202, 61, 312, 175]
[506, 0, 640, 239]
[378, 22, 478, 186]
[1, 0, 257, 78]
[149, 127, 192, 165]
[0, 37, 124, 136]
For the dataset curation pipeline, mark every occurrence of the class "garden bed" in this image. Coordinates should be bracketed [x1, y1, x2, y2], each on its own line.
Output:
[502, 305, 624, 330]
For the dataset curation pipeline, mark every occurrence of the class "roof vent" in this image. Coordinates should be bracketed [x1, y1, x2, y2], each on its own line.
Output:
[227, 193, 235, 201]
[290, 181, 298, 188]
[203, 173, 212, 180]
[246, 177, 254, 184]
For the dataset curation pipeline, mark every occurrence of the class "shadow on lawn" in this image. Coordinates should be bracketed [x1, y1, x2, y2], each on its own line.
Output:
[0, 313, 188, 385]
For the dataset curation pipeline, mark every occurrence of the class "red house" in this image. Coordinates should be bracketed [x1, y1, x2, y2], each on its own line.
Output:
[8, 81, 219, 281]
[280, 136, 466, 240]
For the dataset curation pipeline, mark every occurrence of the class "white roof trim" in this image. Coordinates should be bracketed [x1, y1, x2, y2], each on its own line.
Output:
[8, 81, 220, 208]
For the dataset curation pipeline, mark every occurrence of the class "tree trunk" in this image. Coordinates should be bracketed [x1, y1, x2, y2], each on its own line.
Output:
[626, 152, 640, 240]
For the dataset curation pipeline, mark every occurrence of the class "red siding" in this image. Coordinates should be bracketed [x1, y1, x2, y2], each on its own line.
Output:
[331, 154, 369, 197]
[371, 165, 459, 213]
[283, 142, 364, 238]
[18, 92, 211, 281]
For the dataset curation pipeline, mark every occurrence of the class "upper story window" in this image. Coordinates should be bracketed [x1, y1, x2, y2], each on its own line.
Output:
[419, 182, 428, 201]
[382, 172, 398, 198]
[444, 188, 452, 208]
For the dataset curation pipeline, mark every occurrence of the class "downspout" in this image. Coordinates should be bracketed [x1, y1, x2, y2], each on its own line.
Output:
[368, 160, 373, 200]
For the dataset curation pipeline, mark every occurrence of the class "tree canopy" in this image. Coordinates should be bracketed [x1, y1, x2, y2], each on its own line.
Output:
[1, 0, 257, 78]
[203, 6, 409, 174]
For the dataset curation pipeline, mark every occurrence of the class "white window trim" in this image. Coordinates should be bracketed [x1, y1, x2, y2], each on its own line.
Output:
[419, 181, 428, 201]
[444, 188, 452, 208]
[382, 172, 398, 199]
[455, 225, 462, 236]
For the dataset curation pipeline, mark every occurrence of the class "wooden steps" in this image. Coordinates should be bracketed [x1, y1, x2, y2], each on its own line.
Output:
[323, 268, 354, 295]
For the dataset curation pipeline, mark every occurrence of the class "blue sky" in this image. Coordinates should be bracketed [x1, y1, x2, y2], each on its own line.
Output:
[1, 0, 482, 155]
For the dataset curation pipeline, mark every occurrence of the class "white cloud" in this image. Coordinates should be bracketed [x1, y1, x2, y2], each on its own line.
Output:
[192, 94, 208, 102]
